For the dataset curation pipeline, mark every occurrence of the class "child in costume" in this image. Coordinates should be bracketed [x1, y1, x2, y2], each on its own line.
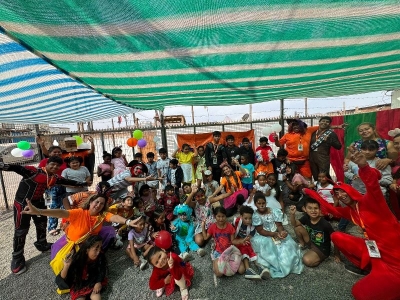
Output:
[55, 235, 108, 300]
[170, 204, 206, 261]
[255, 136, 275, 177]
[148, 246, 194, 300]
[232, 205, 260, 280]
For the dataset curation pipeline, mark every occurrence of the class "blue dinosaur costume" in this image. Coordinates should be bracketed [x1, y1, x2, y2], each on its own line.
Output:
[171, 204, 199, 254]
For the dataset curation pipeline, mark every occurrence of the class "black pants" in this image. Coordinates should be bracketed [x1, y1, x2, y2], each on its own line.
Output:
[13, 199, 47, 260]
[212, 167, 222, 183]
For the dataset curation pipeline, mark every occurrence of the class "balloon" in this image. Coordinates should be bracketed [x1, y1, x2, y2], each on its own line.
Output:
[153, 136, 160, 143]
[271, 124, 282, 133]
[268, 133, 276, 143]
[22, 149, 35, 158]
[262, 127, 272, 136]
[127, 137, 138, 147]
[17, 141, 30, 150]
[73, 135, 83, 146]
[155, 231, 172, 249]
[11, 148, 23, 157]
[53, 140, 59, 146]
[133, 130, 143, 140]
[137, 139, 147, 148]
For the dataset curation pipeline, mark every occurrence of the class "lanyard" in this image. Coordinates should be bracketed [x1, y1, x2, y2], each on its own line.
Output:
[350, 203, 369, 239]
[213, 143, 219, 154]
[41, 167, 56, 189]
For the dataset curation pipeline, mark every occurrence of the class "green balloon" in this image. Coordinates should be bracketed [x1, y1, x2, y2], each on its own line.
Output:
[17, 141, 31, 150]
[73, 136, 83, 146]
[133, 130, 143, 139]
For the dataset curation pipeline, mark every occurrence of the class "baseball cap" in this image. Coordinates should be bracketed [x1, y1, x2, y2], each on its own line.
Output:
[204, 170, 212, 176]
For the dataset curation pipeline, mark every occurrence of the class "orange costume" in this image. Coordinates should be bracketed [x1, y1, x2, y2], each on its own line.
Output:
[279, 126, 318, 178]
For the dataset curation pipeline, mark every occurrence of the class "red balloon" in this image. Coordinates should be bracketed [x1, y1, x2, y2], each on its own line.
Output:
[127, 137, 138, 147]
[269, 133, 276, 143]
[155, 230, 172, 249]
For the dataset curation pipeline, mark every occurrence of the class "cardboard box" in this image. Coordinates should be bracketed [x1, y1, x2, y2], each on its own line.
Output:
[64, 137, 77, 152]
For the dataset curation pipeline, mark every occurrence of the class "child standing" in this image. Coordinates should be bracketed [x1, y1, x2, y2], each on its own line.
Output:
[239, 137, 255, 165]
[126, 216, 153, 270]
[315, 171, 337, 216]
[157, 148, 170, 191]
[97, 151, 114, 182]
[240, 154, 255, 193]
[158, 185, 180, 223]
[171, 204, 206, 260]
[251, 193, 303, 278]
[255, 137, 275, 177]
[173, 144, 197, 184]
[265, 173, 284, 210]
[111, 146, 128, 177]
[148, 246, 193, 300]
[194, 146, 206, 188]
[185, 188, 216, 247]
[146, 152, 159, 189]
[56, 236, 108, 300]
[61, 156, 92, 195]
[167, 159, 184, 197]
[202, 170, 219, 199]
[290, 199, 341, 267]
[201, 207, 245, 277]
[232, 206, 260, 280]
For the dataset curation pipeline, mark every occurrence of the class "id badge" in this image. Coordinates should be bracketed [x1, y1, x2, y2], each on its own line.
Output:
[298, 144, 303, 151]
[278, 174, 283, 181]
[43, 191, 52, 206]
[365, 240, 381, 258]
[213, 156, 217, 165]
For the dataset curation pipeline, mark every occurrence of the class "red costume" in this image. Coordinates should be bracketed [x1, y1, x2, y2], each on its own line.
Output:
[149, 252, 194, 296]
[304, 164, 400, 300]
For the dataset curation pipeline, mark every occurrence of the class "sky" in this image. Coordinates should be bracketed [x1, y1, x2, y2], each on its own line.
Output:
[51, 90, 394, 130]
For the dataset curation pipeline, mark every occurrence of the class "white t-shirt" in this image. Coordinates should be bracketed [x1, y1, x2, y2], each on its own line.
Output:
[61, 166, 90, 193]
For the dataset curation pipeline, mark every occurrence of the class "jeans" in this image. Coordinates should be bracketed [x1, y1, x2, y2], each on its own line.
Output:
[47, 185, 66, 232]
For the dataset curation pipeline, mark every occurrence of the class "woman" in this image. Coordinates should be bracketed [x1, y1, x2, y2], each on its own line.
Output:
[21, 194, 141, 275]
[344, 122, 397, 170]
[209, 159, 248, 217]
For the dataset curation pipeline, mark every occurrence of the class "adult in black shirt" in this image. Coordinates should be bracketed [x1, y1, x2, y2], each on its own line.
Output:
[224, 135, 241, 169]
[205, 131, 226, 182]
[239, 137, 255, 165]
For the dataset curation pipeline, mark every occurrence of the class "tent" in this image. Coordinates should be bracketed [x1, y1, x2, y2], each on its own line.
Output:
[1, 1, 400, 123]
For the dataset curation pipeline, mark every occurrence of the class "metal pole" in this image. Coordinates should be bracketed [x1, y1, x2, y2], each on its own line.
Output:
[160, 110, 168, 153]
[0, 171, 8, 210]
[34, 124, 43, 160]
[191, 106, 195, 124]
[280, 98, 285, 138]
[304, 98, 308, 117]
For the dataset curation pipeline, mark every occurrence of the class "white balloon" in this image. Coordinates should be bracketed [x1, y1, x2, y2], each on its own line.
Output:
[53, 139, 59, 146]
[262, 127, 272, 136]
[271, 124, 282, 133]
[11, 148, 23, 157]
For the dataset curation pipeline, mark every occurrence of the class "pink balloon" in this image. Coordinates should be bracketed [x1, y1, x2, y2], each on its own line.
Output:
[137, 139, 147, 148]
[268, 133, 276, 143]
[22, 149, 35, 158]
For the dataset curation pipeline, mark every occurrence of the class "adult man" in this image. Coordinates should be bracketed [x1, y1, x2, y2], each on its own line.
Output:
[0, 157, 88, 274]
[309, 116, 342, 181]
[304, 149, 400, 300]
[205, 131, 226, 182]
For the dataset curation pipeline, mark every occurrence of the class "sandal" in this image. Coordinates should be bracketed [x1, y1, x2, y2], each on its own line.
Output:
[49, 229, 60, 236]
[180, 288, 189, 300]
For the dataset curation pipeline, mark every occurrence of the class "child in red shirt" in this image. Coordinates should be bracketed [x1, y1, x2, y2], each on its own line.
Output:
[158, 185, 180, 223]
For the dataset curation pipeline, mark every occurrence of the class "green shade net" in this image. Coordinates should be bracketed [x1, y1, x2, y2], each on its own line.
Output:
[1, 0, 400, 110]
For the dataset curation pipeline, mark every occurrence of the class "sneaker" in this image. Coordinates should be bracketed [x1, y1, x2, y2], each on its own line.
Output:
[344, 263, 369, 276]
[260, 267, 271, 280]
[197, 248, 206, 257]
[34, 242, 53, 252]
[140, 260, 148, 270]
[155, 287, 164, 297]
[11, 257, 26, 275]
[244, 268, 261, 280]
[179, 252, 191, 262]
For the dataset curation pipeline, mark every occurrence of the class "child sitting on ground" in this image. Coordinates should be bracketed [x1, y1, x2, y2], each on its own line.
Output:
[202, 170, 219, 199]
[148, 246, 194, 300]
[201, 207, 245, 277]
[180, 183, 192, 204]
[232, 206, 260, 280]
[139, 184, 157, 217]
[246, 173, 271, 210]
[56, 236, 108, 299]
[109, 194, 136, 240]
[158, 185, 180, 224]
[170, 204, 206, 261]
[315, 171, 337, 217]
[289, 198, 341, 267]
[126, 215, 153, 270]
[185, 187, 216, 247]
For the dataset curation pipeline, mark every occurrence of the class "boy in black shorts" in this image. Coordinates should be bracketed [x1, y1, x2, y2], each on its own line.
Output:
[289, 198, 340, 267]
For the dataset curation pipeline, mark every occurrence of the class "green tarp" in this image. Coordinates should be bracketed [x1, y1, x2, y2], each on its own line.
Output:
[1, 0, 400, 111]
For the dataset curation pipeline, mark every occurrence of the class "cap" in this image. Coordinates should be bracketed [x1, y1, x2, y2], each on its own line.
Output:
[204, 170, 212, 176]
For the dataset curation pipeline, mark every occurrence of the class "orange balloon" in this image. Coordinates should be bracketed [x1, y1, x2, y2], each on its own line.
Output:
[127, 137, 138, 147]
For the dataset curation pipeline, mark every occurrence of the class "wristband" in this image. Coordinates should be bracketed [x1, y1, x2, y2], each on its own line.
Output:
[125, 219, 131, 226]
[38, 209, 42, 217]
